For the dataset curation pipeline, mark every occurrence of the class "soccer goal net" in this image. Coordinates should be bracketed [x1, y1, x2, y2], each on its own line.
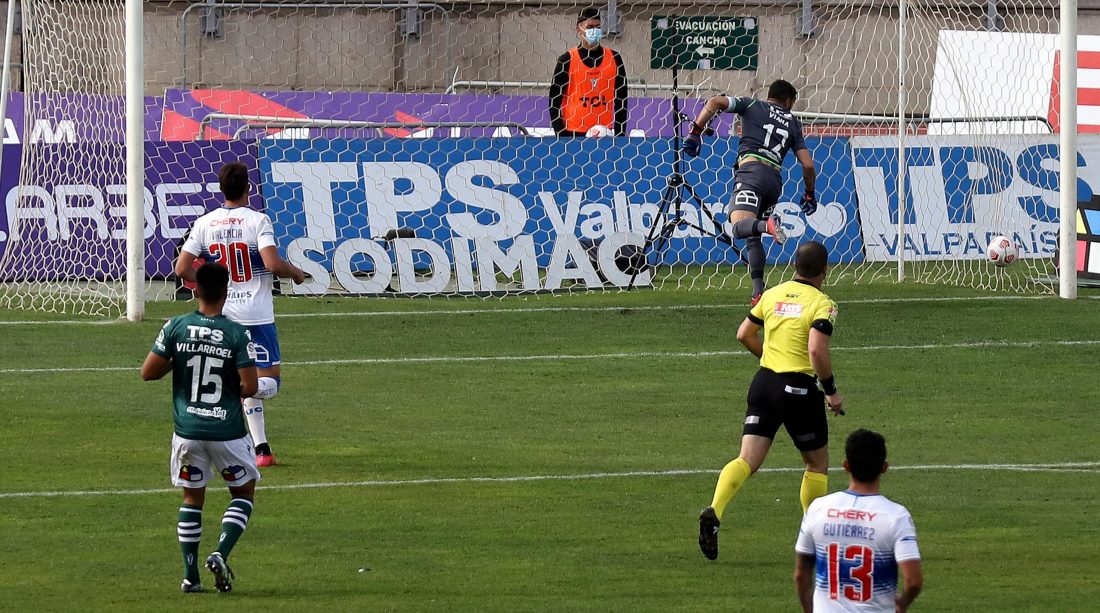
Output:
[0, 0, 1079, 317]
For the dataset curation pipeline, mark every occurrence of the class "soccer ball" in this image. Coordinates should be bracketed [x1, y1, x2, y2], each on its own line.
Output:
[987, 235, 1019, 267]
[585, 124, 611, 138]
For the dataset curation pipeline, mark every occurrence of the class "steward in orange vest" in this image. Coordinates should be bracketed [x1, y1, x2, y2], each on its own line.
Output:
[549, 7, 629, 137]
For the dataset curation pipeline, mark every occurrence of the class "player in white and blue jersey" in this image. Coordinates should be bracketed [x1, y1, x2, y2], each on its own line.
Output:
[795, 429, 924, 612]
[175, 162, 306, 467]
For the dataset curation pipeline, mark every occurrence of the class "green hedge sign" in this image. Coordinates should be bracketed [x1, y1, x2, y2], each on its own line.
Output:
[650, 16, 759, 71]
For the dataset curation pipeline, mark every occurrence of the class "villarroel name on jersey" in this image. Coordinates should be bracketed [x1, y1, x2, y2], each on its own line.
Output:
[175, 342, 235, 359]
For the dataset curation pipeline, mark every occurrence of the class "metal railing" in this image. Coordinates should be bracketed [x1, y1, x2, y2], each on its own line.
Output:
[194, 113, 533, 139]
[444, 79, 704, 95]
[924, 115, 1054, 133]
[795, 112, 1055, 133]
[198, 111, 1054, 140]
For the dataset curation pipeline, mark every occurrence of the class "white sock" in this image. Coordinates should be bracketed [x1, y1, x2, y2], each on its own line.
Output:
[243, 398, 267, 447]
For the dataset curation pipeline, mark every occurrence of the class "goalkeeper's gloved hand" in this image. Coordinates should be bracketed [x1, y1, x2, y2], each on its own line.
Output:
[800, 191, 818, 216]
[683, 133, 702, 157]
[683, 122, 712, 158]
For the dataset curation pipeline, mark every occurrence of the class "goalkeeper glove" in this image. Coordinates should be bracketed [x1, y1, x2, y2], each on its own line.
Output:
[683, 134, 702, 157]
[800, 191, 817, 216]
[683, 122, 711, 158]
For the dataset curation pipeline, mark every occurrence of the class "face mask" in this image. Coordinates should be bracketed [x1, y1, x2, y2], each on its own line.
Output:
[584, 27, 603, 45]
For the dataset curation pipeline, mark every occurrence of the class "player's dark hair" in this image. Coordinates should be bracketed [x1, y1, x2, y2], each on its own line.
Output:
[218, 162, 250, 202]
[195, 262, 229, 304]
[767, 79, 798, 104]
[846, 429, 888, 483]
[577, 7, 600, 24]
[795, 241, 829, 278]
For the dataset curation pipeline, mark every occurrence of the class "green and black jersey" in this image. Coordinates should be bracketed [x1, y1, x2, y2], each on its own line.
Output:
[151, 311, 256, 441]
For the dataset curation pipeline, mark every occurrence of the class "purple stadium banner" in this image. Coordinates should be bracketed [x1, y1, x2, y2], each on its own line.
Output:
[1, 93, 163, 144]
[0, 140, 258, 279]
[161, 88, 710, 140]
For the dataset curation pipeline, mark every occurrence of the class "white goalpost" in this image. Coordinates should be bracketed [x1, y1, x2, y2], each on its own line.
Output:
[1060, 0, 1078, 300]
[125, 0, 144, 320]
[0, 0, 1082, 319]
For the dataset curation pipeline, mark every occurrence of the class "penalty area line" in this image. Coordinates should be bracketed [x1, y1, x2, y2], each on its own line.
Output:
[3, 338, 1099, 375]
[275, 294, 1047, 316]
[1, 461, 1097, 500]
[0, 294, 1061, 325]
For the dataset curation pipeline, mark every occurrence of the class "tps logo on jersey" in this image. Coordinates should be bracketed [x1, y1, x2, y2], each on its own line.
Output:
[178, 465, 204, 482]
[221, 466, 248, 481]
[186, 325, 225, 343]
[774, 302, 803, 318]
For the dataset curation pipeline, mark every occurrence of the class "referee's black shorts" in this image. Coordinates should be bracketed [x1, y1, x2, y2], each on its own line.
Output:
[742, 367, 828, 451]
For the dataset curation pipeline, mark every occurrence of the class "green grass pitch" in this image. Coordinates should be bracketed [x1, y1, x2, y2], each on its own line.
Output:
[1, 281, 1098, 611]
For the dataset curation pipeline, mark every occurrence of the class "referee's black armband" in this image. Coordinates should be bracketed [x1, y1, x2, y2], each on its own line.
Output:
[820, 375, 837, 396]
[811, 318, 833, 336]
[747, 313, 764, 326]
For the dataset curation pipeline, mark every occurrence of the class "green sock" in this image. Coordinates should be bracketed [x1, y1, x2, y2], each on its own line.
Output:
[177, 504, 202, 583]
[216, 498, 253, 560]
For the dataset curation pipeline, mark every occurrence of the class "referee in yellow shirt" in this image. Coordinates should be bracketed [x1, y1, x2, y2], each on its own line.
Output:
[699, 241, 843, 560]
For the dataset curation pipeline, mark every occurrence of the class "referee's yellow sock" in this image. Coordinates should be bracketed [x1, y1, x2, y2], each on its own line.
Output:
[800, 471, 829, 512]
[710, 458, 752, 520]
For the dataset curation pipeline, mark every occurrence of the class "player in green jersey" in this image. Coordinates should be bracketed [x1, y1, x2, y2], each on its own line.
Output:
[142, 263, 259, 593]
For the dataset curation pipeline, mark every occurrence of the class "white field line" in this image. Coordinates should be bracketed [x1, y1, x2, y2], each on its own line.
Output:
[1, 461, 1097, 500]
[0, 294, 1069, 326]
[2, 339, 1098, 376]
[276, 295, 1053, 318]
[0, 318, 122, 326]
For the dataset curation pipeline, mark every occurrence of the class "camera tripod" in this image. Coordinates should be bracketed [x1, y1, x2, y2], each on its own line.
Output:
[627, 77, 740, 290]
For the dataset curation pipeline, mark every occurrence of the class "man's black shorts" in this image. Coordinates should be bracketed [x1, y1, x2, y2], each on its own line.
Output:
[742, 367, 828, 451]
[728, 162, 783, 219]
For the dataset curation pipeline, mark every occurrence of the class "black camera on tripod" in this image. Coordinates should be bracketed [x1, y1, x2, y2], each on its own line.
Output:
[627, 103, 736, 289]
